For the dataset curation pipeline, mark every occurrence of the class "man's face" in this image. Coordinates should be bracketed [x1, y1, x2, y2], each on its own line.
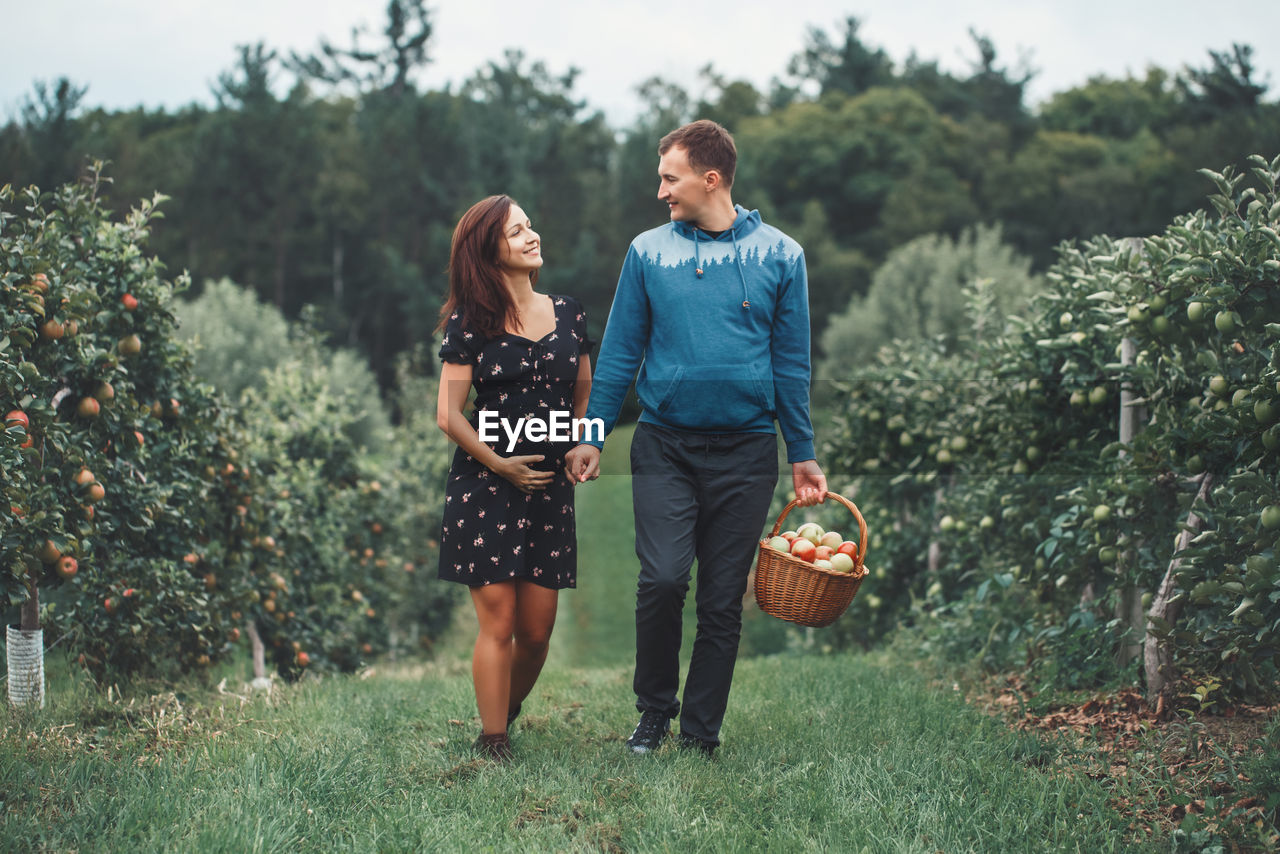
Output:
[657, 145, 708, 226]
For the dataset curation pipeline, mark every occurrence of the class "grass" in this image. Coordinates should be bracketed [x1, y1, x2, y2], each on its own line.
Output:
[0, 424, 1191, 852]
[1, 650, 1144, 853]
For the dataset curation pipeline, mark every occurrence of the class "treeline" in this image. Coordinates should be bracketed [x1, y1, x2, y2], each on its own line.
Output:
[2, 3, 1277, 388]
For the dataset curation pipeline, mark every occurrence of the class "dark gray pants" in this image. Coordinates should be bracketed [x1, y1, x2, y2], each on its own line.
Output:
[629, 422, 779, 745]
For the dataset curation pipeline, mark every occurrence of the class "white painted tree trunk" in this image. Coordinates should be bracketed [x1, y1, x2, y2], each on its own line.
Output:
[1144, 472, 1214, 706]
[1116, 337, 1148, 665]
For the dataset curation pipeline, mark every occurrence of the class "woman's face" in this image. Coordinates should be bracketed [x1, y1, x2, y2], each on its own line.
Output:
[497, 204, 542, 276]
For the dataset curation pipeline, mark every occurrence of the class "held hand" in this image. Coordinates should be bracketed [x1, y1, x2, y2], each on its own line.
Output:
[496, 455, 554, 493]
[564, 444, 601, 484]
[792, 460, 828, 507]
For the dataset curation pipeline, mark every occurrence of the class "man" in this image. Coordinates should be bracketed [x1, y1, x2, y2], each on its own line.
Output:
[565, 119, 826, 757]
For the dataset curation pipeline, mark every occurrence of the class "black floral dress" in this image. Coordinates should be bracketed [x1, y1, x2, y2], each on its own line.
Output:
[437, 295, 593, 589]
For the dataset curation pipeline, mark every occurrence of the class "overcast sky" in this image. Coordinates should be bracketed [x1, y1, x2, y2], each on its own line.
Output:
[3, 1, 1278, 127]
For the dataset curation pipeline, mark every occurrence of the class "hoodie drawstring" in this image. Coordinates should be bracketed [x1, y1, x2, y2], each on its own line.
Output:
[731, 230, 750, 310]
[693, 226, 751, 312]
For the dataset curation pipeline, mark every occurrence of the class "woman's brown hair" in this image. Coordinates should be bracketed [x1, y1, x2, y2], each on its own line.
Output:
[436, 194, 536, 338]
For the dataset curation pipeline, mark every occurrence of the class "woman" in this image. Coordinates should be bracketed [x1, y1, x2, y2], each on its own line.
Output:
[435, 195, 593, 761]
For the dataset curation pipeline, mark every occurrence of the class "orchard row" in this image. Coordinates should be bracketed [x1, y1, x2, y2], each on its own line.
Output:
[2, 169, 455, 680]
[818, 155, 1280, 704]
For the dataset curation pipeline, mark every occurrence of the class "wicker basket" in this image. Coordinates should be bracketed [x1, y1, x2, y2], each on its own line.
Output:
[754, 492, 868, 628]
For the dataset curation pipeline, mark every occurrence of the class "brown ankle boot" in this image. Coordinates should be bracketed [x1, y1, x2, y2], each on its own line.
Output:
[472, 732, 513, 762]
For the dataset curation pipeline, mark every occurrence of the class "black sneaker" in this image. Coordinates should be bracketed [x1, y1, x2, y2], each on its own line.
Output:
[472, 732, 513, 762]
[625, 710, 671, 754]
[678, 732, 717, 758]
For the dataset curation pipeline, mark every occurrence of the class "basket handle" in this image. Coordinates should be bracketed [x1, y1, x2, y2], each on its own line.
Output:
[767, 491, 868, 572]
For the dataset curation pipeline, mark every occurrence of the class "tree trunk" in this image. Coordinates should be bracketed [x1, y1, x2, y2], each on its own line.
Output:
[1116, 337, 1148, 666]
[1144, 472, 1214, 707]
[332, 233, 344, 305]
[246, 620, 266, 680]
[19, 590, 39, 631]
[20, 560, 39, 631]
[273, 228, 287, 310]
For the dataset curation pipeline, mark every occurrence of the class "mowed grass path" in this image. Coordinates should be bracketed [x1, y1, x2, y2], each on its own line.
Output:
[0, 652, 1140, 853]
[1, 425, 1150, 852]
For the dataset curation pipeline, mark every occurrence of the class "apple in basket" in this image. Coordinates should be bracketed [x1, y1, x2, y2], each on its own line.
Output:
[837, 541, 858, 559]
[780, 531, 798, 542]
[789, 538, 817, 562]
[795, 522, 824, 545]
[813, 545, 834, 562]
[819, 531, 843, 550]
[765, 536, 791, 553]
[813, 559, 833, 570]
[829, 552, 856, 573]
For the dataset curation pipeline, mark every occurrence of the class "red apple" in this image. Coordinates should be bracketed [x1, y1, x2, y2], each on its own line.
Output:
[814, 545, 834, 561]
[56, 556, 78, 579]
[837, 541, 859, 559]
[121, 293, 139, 311]
[789, 538, 816, 562]
[38, 540, 61, 563]
[780, 531, 798, 542]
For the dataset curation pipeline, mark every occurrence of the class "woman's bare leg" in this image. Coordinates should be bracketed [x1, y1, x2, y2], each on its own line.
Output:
[469, 582, 517, 735]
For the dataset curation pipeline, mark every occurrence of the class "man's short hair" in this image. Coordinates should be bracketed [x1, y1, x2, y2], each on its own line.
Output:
[659, 119, 737, 188]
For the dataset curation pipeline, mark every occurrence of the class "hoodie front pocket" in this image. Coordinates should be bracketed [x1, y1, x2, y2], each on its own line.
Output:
[654, 364, 772, 429]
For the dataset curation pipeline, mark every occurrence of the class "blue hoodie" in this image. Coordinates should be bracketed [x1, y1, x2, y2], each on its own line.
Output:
[584, 204, 815, 463]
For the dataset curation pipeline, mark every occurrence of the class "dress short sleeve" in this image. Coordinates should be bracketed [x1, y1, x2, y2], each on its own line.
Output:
[438, 310, 480, 365]
[568, 297, 595, 359]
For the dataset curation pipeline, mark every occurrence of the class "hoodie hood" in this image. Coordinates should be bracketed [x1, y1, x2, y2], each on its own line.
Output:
[673, 205, 761, 308]
[671, 204, 760, 242]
